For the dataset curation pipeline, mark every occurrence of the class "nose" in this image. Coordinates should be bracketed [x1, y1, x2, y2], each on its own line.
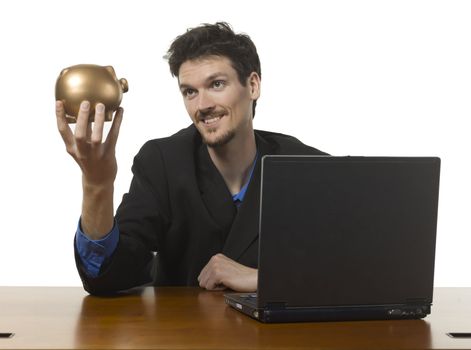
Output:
[196, 90, 215, 113]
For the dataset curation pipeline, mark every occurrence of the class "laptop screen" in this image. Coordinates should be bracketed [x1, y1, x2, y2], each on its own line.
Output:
[257, 156, 440, 308]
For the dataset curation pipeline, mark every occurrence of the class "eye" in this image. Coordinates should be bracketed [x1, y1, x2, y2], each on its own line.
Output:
[212, 80, 226, 90]
[182, 88, 197, 98]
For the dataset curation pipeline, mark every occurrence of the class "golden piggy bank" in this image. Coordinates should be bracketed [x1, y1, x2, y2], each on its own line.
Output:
[55, 64, 128, 123]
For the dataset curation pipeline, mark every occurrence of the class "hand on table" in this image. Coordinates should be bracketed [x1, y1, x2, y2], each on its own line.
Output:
[198, 253, 257, 292]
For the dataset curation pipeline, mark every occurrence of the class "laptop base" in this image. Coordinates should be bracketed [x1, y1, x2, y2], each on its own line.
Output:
[225, 293, 430, 323]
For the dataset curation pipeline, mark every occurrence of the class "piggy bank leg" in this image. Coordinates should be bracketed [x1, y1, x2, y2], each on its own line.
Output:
[105, 111, 113, 122]
[66, 114, 77, 124]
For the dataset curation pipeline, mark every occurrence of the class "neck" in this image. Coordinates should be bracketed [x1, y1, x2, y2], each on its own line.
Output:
[207, 129, 257, 195]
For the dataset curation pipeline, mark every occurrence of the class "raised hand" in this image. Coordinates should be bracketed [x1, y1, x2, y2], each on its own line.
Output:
[56, 100, 123, 188]
[56, 100, 124, 239]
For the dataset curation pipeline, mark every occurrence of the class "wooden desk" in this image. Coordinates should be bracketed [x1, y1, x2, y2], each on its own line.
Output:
[0, 287, 470, 349]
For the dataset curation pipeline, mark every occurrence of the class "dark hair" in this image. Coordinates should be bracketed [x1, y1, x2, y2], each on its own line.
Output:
[166, 22, 261, 117]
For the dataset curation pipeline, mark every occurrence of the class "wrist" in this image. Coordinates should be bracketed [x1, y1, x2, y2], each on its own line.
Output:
[82, 179, 114, 196]
[81, 180, 115, 240]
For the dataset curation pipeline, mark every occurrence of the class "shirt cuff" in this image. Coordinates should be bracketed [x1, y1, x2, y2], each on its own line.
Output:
[75, 218, 119, 278]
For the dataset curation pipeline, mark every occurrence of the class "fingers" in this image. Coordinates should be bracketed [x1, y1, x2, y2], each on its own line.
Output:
[75, 101, 92, 153]
[198, 254, 229, 290]
[198, 261, 215, 289]
[55, 100, 74, 148]
[75, 101, 91, 138]
[76, 101, 118, 152]
[105, 107, 123, 150]
[58, 100, 122, 164]
[91, 103, 105, 146]
[199, 272, 224, 290]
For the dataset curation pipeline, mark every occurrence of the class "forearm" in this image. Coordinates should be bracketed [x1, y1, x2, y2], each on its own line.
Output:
[81, 179, 115, 240]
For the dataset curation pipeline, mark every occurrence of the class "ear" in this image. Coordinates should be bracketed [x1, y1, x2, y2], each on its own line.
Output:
[247, 72, 261, 100]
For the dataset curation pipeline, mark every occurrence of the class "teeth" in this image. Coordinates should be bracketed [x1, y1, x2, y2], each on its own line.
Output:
[203, 116, 221, 124]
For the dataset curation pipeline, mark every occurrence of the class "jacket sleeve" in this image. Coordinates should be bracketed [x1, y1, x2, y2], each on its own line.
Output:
[75, 141, 171, 295]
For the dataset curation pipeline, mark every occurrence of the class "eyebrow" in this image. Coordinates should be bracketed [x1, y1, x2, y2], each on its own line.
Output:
[179, 73, 229, 90]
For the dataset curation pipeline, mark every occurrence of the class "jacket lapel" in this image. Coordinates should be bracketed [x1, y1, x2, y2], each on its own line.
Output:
[195, 144, 237, 236]
[222, 132, 276, 260]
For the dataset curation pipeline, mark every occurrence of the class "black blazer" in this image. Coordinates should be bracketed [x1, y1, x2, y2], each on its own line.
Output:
[75, 125, 327, 294]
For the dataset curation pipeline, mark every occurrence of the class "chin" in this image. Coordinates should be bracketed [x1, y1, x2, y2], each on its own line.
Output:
[202, 129, 236, 148]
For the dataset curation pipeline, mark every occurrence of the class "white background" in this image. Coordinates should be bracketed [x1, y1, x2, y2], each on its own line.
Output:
[0, 0, 469, 287]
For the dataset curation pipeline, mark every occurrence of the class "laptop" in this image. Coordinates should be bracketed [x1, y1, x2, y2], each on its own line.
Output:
[225, 155, 440, 323]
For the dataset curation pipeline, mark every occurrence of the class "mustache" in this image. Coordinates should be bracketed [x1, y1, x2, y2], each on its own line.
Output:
[196, 108, 228, 120]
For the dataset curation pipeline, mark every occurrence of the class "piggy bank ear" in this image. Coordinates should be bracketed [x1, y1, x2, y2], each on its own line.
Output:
[60, 68, 69, 76]
[105, 66, 116, 75]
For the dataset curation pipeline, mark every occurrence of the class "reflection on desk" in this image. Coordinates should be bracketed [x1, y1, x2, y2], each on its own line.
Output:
[0, 287, 470, 349]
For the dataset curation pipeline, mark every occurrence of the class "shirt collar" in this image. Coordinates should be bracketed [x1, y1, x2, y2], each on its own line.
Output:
[232, 151, 258, 203]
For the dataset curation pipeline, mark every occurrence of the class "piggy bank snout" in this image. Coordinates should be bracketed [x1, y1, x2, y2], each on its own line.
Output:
[120, 78, 129, 93]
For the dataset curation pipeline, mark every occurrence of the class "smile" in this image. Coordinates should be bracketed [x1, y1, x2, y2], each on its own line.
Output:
[203, 115, 223, 125]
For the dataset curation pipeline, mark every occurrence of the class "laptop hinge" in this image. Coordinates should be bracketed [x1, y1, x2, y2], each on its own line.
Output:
[405, 298, 428, 304]
[266, 302, 287, 309]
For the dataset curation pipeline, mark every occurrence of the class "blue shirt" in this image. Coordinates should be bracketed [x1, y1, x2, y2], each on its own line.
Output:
[75, 219, 120, 278]
[76, 153, 258, 277]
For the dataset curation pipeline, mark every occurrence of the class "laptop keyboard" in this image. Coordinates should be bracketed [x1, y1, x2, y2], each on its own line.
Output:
[240, 293, 258, 306]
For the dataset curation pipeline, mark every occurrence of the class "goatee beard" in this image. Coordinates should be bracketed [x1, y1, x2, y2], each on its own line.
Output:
[203, 129, 236, 148]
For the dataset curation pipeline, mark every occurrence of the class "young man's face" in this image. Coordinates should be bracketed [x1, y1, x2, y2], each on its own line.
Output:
[178, 56, 260, 148]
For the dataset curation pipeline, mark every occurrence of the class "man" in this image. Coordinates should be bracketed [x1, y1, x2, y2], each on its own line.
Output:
[56, 22, 326, 295]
